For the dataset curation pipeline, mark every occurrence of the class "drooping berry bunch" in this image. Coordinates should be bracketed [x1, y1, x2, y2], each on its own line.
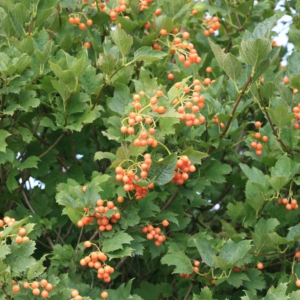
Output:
[92, 1, 106, 12]
[249, 121, 268, 156]
[115, 154, 154, 200]
[172, 79, 206, 126]
[68, 14, 93, 30]
[0, 216, 30, 243]
[179, 260, 201, 279]
[107, 0, 127, 21]
[293, 104, 300, 129]
[170, 31, 202, 68]
[171, 156, 196, 185]
[141, 220, 169, 246]
[213, 115, 224, 129]
[12, 279, 53, 298]
[120, 91, 165, 148]
[80, 244, 115, 283]
[139, 0, 154, 11]
[203, 16, 221, 36]
[77, 199, 121, 232]
[277, 198, 298, 210]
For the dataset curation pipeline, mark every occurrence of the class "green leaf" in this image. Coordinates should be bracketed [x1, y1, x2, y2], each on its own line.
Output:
[240, 164, 266, 187]
[255, 218, 280, 235]
[108, 83, 131, 116]
[263, 283, 288, 300]
[0, 242, 11, 259]
[94, 152, 116, 162]
[218, 239, 252, 268]
[226, 272, 250, 288]
[5, 241, 36, 276]
[132, 46, 168, 62]
[0, 129, 11, 152]
[209, 39, 242, 82]
[102, 231, 134, 253]
[19, 156, 40, 170]
[161, 251, 193, 274]
[205, 161, 232, 183]
[251, 15, 277, 39]
[289, 290, 300, 300]
[287, 223, 300, 241]
[193, 287, 214, 300]
[97, 53, 117, 75]
[194, 233, 216, 267]
[27, 254, 47, 280]
[34, 40, 53, 65]
[243, 270, 266, 293]
[240, 38, 272, 69]
[111, 26, 133, 57]
[6, 170, 18, 193]
[268, 106, 294, 130]
[180, 147, 208, 165]
[267, 176, 289, 191]
[148, 153, 177, 185]
[159, 117, 180, 136]
[107, 279, 134, 299]
[287, 51, 300, 75]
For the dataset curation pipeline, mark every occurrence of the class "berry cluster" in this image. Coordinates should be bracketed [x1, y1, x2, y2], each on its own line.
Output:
[0, 216, 30, 243]
[203, 16, 221, 36]
[80, 246, 114, 283]
[142, 220, 169, 246]
[12, 279, 53, 298]
[249, 121, 268, 156]
[277, 198, 298, 210]
[171, 32, 201, 68]
[293, 104, 300, 129]
[77, 198, 121, 232]
[172, 79, 206, 126]
[171, 156, 196, 185]
[115, 154, 154, 200]
[68, 15, 93, 30]
[213, 115, 224, 128]
[71, 289, 108, 299]
[107, 0, 127, 21]
[120, 91, 165, 147]
[179, 260, 200, 279]
[139, 0, 154, 11]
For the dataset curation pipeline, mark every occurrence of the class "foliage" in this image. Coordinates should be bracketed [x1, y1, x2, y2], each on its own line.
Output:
[0, 0, 300, 299]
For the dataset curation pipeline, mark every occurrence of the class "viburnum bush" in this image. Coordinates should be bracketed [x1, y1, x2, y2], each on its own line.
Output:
[1, 0, 300, 299]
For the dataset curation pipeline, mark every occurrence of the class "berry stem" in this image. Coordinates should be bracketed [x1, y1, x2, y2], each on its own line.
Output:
[257, 88, 294, 157]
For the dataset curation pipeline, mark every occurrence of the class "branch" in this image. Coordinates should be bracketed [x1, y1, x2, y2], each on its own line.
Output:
[91, 66, 124, 110]
[257, 88, 293, 157]
[183, 284, 194, 300]
[219, 76, 252, 141]
[22, 190, 36, 214]
[38, 133, 65, 159]
[161, 190, 179, 212]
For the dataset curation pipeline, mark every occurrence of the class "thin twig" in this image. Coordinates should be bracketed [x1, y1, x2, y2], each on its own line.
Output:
[183, 284, 194, 300]
[22, 190, 36, 214]
[219, 76, 252, 141]
[257, 88, 293, 157]
[38, 133, 65, 159]
[91, 66, 124, 110]
[161, 190, 179, 212]
[115, 257, 129, 270]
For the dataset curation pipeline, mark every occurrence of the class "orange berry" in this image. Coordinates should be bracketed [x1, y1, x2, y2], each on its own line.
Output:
[84, 241, 92, 248]
[101, 291, 109, 298]
[283, 77, 289, 84]
[79, 23, 86, 30]
[86, 19, 93, 26]
[257, 262, 264, 270]
[254, 121, 262, 128]
[296, 279, 300, 287]
[12, 285, 20, 293]
[41, 290, 49, 298]
[162, 220, 169, 227]
[32, 288, 40, 296]
[295, 251, 300, 258]
[206, 67, 212, 73]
